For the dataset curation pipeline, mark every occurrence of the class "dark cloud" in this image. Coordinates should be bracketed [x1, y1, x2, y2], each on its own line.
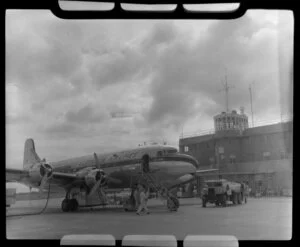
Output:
[6, 115, 30, 124]
[141, 22, 177, 50]
[41, 122, 80, 138]
[88, 45, 146, 89]
[141, 16, 292, 127]
[65, 104, 108, 124]
[6, 19, 83, 87]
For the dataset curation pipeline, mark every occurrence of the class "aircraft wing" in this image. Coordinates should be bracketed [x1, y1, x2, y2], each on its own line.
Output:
[6, 168, 30, 182]
[195, 169, 218, 174]
[166, 169, 219, 190]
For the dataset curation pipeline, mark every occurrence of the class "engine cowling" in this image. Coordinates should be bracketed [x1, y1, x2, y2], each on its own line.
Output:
[84, 169, 106, 189]
[28, 163, 53, 185]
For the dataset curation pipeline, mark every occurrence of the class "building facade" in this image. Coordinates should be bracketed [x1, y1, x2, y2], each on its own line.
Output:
[179, 110, 293, 196]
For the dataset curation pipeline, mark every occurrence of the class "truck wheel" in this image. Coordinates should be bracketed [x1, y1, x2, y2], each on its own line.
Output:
[237, 193, 242, 204]
[232, 192, 238, 205]
[222, 194, 227, 207]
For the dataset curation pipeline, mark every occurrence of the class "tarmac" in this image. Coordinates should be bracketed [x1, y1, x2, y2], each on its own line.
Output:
[6, 197, 292, 240]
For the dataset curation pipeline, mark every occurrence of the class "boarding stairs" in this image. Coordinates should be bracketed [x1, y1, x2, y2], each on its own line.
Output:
[138, 171, 179, 211]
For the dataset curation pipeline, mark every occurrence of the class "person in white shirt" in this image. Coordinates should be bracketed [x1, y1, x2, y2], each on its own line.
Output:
[136, 184, 150, 215]
[226, 184, 232, 201]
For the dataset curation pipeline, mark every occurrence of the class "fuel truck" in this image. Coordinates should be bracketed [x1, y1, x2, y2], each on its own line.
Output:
[201, 179, 249, 207]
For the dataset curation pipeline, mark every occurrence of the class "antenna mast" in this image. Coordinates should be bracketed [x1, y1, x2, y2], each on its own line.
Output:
[219, 69, 234, 113]
[249, 82, 254, 127]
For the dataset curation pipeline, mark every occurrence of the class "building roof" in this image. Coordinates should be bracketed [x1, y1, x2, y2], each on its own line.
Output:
[179, 121, 293, 143]
[179, 133, 214, 144]
[244, 121, 292, 136]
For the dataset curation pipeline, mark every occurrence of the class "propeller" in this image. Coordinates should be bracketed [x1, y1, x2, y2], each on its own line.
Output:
[88, 153, 121, 196]
[39, 163, 53, 195]
[87, 153, 105, 196]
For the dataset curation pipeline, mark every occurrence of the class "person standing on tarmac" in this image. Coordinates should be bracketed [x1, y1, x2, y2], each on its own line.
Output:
[226, 184, 232, 201]
[136, 184, 150, 215]
[133, 183, 140, 210]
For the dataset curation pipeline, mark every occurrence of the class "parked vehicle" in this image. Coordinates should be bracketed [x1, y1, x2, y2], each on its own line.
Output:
[202, 179, 248, 207]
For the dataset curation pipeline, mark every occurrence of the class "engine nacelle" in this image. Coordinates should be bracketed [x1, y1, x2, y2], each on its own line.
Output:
[28, 163, 53, 185]
[84, 169, 106, 189]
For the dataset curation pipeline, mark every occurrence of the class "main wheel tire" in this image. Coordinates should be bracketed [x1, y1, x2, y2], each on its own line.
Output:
[202, 197, 207, 207]
[61, 199, 70, 212]
[71, 199, 79, 211]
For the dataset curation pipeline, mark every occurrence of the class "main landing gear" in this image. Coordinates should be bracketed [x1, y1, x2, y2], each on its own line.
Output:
[61, 198, 79, 212]
[61, 189, 79, 212]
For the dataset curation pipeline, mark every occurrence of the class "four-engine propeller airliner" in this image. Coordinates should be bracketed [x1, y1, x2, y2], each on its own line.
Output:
[6, 139, 217, 212]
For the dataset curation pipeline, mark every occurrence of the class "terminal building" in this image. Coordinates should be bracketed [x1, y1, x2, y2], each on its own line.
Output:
[179, 108, 293, 197]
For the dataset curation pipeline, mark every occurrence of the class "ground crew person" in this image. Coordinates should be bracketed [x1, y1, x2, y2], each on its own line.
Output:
[133, 183, 140, 210]
[226, 184, 232, 201]
[136, 184, 150, 215]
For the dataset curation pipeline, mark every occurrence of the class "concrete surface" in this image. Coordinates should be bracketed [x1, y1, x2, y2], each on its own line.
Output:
[6, 197, 292, 240]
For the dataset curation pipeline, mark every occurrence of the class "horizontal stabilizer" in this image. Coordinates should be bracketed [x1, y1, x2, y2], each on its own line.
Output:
[6, 168, 29, 182]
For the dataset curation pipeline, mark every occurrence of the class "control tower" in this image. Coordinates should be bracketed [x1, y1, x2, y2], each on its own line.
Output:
[214, 107, 249, 137]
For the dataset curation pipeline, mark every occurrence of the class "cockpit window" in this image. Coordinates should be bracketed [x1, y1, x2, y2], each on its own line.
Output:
[167, 149, 177, 154]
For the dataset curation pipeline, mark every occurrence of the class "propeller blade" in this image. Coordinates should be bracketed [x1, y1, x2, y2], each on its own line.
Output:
[39, 175, 48, 195]
[39, 163, 53, 195]
[88, 178, 103, 196]
[93, 152, 101, 169]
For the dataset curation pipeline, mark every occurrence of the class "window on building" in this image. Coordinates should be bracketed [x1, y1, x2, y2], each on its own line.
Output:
[280, 151, 287, 159]
[247, 153, 254, 162]
[184, 146, 189, 152]
[220, 154, 225, 160]
[229, 154, 236, 164]
[263, 151, 271, 160]
[264, 135, 268, 144]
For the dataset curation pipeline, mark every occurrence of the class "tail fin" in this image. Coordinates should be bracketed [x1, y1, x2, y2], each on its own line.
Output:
[23, 139, 41, 170]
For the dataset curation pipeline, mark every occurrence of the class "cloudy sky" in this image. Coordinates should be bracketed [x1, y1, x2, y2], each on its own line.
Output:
[6, 9, 293, 171]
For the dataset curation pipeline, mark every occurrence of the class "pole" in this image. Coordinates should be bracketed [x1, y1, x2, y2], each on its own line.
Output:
[219, 69, 234, 113]
[225, 73, 229, 112]
[249, 84, 254, 127]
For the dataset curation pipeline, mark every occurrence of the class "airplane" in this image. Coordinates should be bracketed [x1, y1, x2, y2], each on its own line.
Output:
[6, 138, 217, 212]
